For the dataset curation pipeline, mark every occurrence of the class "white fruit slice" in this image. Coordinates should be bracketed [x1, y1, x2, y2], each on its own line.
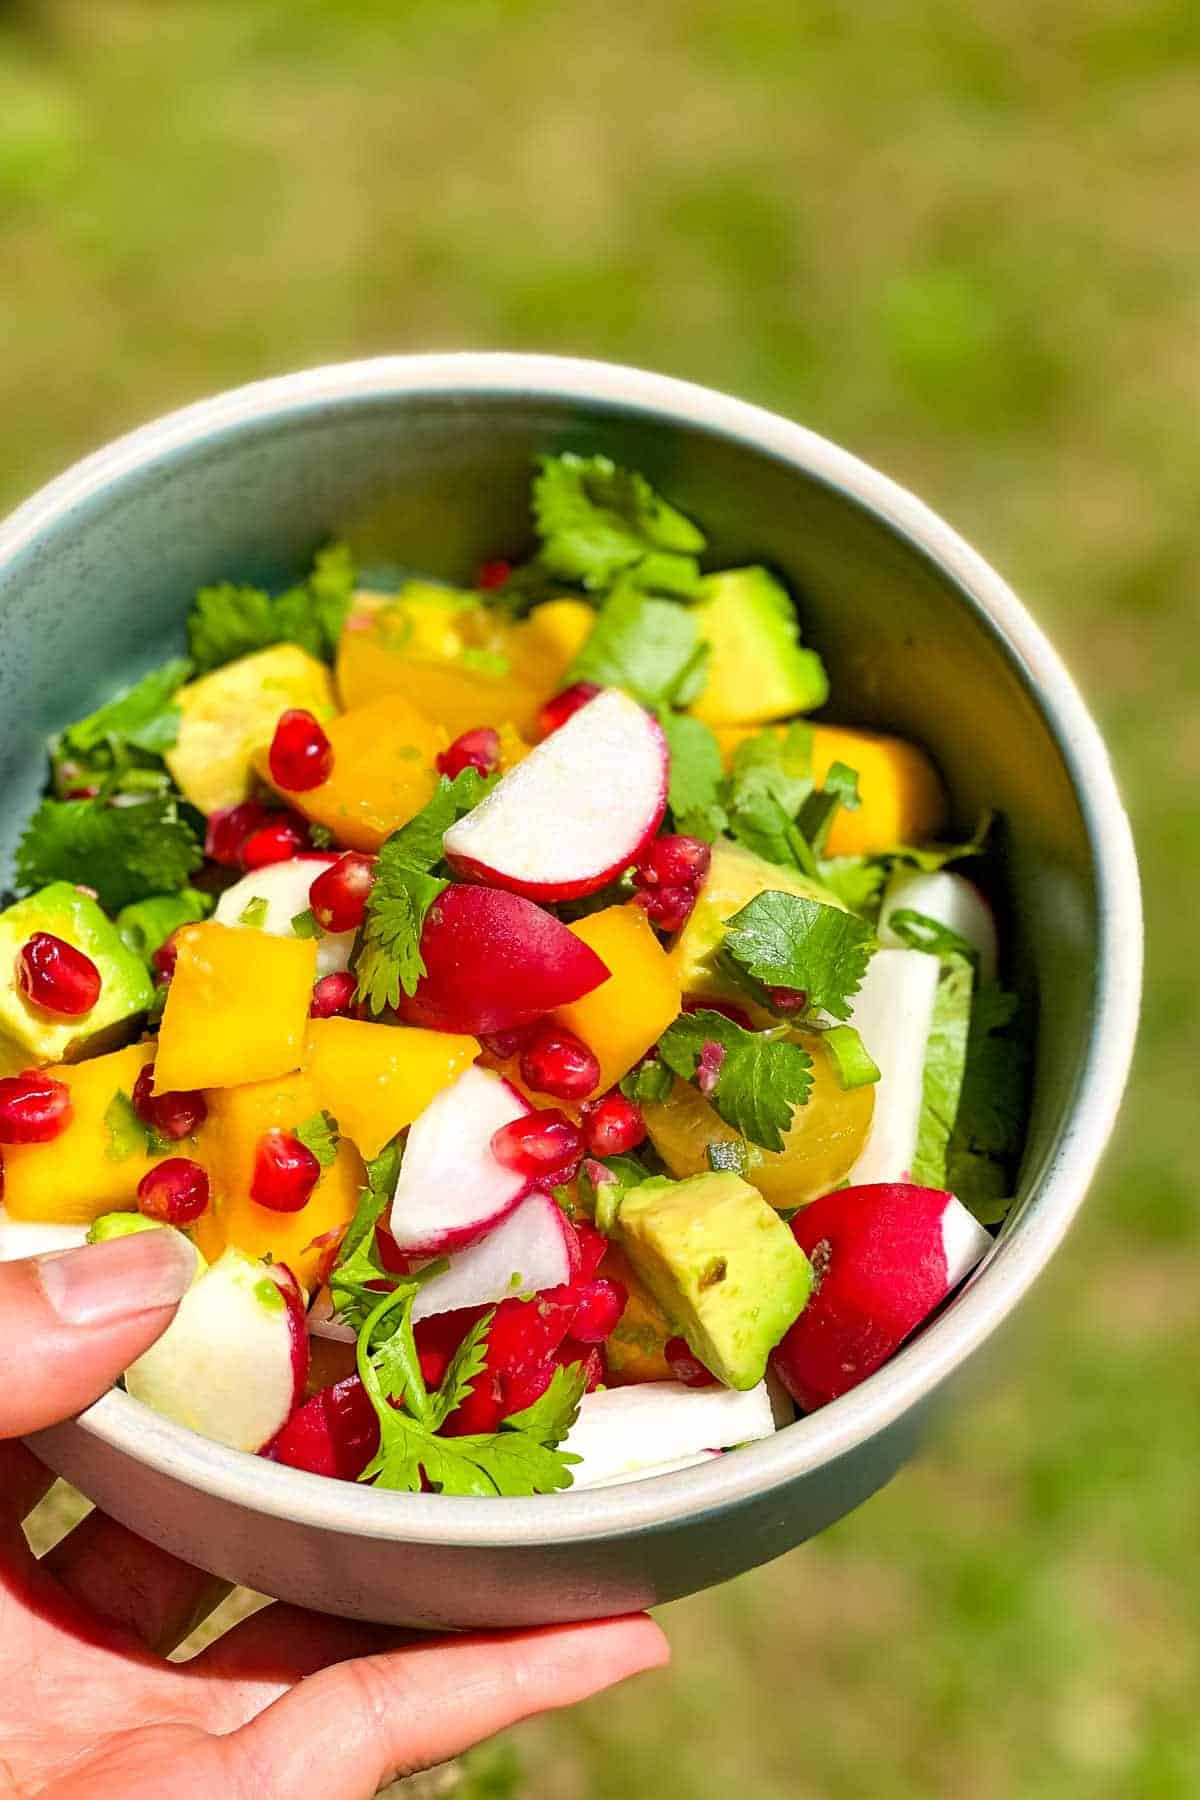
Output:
[214, 856, 354, 975]
[126, 1246, 306, 1452]
[941, 1193, 994, 1285]
[847, 948, 940, 1185]
[412, 1192, 572, 1320]
[878, 868, 998, 981]
[443, 687, 669, 901]
[0, 1206, 89, 1261]
[389, 1065, 532, 1255]
[583, 1450, 721, 1489]
[560, 1380, 776, 1489]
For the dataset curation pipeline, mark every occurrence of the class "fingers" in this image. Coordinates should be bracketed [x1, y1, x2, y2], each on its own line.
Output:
[43, 1508, 231, 1656]
[0, 1442, 57, 1528]
[0, 1231, 195, 1439]
[220, 1615, 669, 1794]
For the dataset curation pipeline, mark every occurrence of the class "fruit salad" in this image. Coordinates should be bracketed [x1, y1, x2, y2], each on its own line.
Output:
[0, 454, 1028, 1495]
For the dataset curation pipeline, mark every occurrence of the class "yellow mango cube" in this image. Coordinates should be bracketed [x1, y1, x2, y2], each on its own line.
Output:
[259, 694, 444, 852]
[166, 644, 337, 815]
[305, 1017, 479, 1162]
[553, 905, 682, 1098]
[155, 924, 316, 1092]
[193, 1071, 364, 1290]
[2, 1042, 161, 1223]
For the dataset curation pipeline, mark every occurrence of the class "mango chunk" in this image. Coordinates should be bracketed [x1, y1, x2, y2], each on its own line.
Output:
[553, 905, 682, 1098]
[166, 644, 337, 815]
[714, 722, 947, 858]
[305, 1017, 479, 1162]
[194, 1071, 364, 1290]
[155, 924, 315, 1092]
[2, 1042, 161, 1223]
[259, 694, 444, 852]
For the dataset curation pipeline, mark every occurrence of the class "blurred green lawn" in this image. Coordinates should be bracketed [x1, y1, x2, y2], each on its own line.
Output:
[5, 1, 1197, 1794]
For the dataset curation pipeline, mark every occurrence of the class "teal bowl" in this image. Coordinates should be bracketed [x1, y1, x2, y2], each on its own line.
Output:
[10, 357, 1140, 1628]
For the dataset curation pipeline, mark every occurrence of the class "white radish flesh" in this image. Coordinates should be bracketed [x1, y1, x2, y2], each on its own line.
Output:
[389, 1065, 533, 1255]
[878, 868, 998, 982]
[214, 857, 354, 975]
[412, 1192, 572, 1320]
[559, 1379, 776, 1488]
[581, 1450, 721, 1489]
[847, 948, 940, 1185]
[941, 1193, 994, 1285]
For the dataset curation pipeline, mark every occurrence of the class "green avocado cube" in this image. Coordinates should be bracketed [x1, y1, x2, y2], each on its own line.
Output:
[616, 1171, 812, 1389]
[0, 882, 155, 1065]
[689, 567, 828, 726]
[673, 837, 846, 1007]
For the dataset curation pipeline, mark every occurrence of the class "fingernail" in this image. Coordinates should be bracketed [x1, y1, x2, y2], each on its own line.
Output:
[36, 1230, 197, 1326]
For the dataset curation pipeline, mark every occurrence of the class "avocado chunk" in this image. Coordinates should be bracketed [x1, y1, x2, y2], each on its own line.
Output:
[615, 1171, 812, 1389]
[689, 568, 828, 727]
[0, 883, 155, 1065]
[671, 838, 846, 1006]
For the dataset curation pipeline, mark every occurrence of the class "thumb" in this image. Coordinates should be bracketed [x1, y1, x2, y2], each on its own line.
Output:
[0, 1229, 196, 1437]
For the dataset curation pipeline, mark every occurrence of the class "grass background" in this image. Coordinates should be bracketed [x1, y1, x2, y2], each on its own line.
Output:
[5, 1, 1196, 1793]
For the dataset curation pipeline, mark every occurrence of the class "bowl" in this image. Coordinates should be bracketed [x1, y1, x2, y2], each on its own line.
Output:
[5, 355, 1140, 1629]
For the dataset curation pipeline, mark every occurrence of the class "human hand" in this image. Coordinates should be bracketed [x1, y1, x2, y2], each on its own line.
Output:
[0, 1230, 668, 1798]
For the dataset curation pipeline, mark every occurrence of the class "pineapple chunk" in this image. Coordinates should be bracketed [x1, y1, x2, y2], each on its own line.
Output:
[166, 644, 337, 815]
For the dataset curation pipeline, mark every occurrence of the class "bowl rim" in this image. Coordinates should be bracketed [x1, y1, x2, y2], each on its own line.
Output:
[2, 353, 1141, 1548]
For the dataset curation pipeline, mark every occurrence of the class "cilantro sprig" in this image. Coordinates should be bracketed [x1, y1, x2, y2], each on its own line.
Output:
[721, 891, 876, 1022]
[533, 453, 705, 594]
[567, 584, 709, 709]
[294, 1109, 339, 1170]
[188, 542, 355, 674]
[658, 1008, 813, 1153]
[329, 1139, 404, 1330]
[16, 793, 203, 912]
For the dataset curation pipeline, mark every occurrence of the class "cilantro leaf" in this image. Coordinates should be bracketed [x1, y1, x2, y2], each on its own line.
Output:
[911, 953, 974, 1189]
[567, 585, 708, 708]
[59, 658, 192, 761]
[578, 1149, 654, 1233]
[815, 855, 889, 917]
[797, 760, 861, 857]
[385, 766, 493, 869]
[533, 453, 705, 591]
[658, 711, 727, 840]
[658, 1008, 813, 1152]
[728, 721, 814, 818]
[428, 1312, 493, 1431]
[619, 1059, 673, 1104]
[187, 542, 355, 673]
[329, 1139, 403, 1328]
[881, 812, 994, 873]
[15, 795, 203, 912]
[886, 906, 980, 965]
[503, 1361, 589, 1439]
[722, 891, 876, 1022]
[294, 1109, 339, 1170]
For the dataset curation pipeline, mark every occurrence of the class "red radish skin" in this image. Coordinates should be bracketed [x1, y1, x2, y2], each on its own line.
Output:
[268, 1374, 380, 1479]
[771, 1182, 992, 1412]
[393, 884, 610, 1035]
[265, 1262, 311, 1410]
[538, 681, 602, 739]
[411, 1192, 575, 1323]
[443, 688, 670, 903]
[388, 1065, 535, 1257]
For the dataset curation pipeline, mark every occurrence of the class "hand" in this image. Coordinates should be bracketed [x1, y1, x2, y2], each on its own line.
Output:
[0, 1230, 667, 1797]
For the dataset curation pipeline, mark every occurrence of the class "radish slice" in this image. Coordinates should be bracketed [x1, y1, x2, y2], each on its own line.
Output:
[412, 1192, 572, 1320]
[878, 868, 998, 981]
[0, 1206, 89, 1261]
[560, 1380, 776, 1488]
[443, 687, 669, 902]
[847, 948, 940, 1184]
[214, 856, 353, 975]
[389, 1065, 533, 1255]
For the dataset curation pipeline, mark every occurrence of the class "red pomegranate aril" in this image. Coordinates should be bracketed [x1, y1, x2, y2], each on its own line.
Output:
[268, 709, 334, 792]
[310, 971, 357, 1018]
[634, 882, 698, 934]
[0, 1072, 73, 1144]
[151, 929, 183, 983]
[570, 1219, 609, 1282]
[206, 800, 274, 867]
[17, 933, 102, 1017]
[490, 1110, 584, 1183]
[131, 1062, 207, 1141]
[437, 726, 501, 781]
[665, 1336, 717, 1388]
[240, 815, 309, 871]
[537, 681, 602, 739]
[519, 1025, 601, 1101]
[251, 1129, 321, 1212]
[569, 1277, 627, 1345]
[634, 834, 712, 893]
[475, 558, 513, 590]
[766, 984, 808, 1013]
[479, 1023, 535, 1060]
[581, 1090, 646, 1157]
[137, 1157, 210, 1225]
[309, 853, 375, 933]
[65, 785, 100, 801]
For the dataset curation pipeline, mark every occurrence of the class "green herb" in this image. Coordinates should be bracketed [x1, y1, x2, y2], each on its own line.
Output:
[567, 584, 709, 709]
[887, 906, 979, 965]
[658, 1008, 813, 1152]
[820, 1023, 882, 1090]
[578, 1151, 653, 1234]
[533, 453, 705, 592]
[116, 887, 211, 962]
[329, 1139, 403, 1328]
[238, 895, 269, 929]
[16, 794, 203, 912]
[912, 953, 974, 1188]
[355, 1284, 585, 1496]
[814, 855, 889, 917]
[57, 658, 192, 762]
[308, 823, 334, 849]
[728, 722, 814, 818]
[103, 1089, 149, 1162]
[881, 813, 994, 873]
[187, 542, 355, 673]
[294, 1109, 339, 1170]
[722, 891, 876, 1022]
[658, 711, 728, 840]
[620, 1058, 674, 1105]
[290, 907, 323, 939]
[797, 760, 861, 857]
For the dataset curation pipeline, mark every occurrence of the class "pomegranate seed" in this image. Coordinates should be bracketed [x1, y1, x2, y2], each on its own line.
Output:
[634, 834, 712, 893]
[137, 1157, 210, 1225]
[569, 1278, 627, 1344]
[490, 1110, 583, 1183]
[696, 1039, 727, 1096]
[665, 1336, 717, 1388]
[537, 681, 602, 739]
[634, 883, 698, 934]
[310, 971, 357, 1018]
[268, 709, 334, 791]
[152, 929, 183, 983]
[581, 1090, 647, 1157]
[206, 800, 274, 867]
[480, 1024, 535, 1060]
[240, 815, 309, 870]
[309, 853, 375, 933]
[519, 1025, 601, 1101]
[132, 1062, 207, 1140]
[17, 933, 102, 1017]
[437, 726, 500, 781]
[682, 997, 755, 1028]
[766, 985, 808, 1013]
[251, 1129, 321, 1212]
[65, 785, 100, 801]
[570, 1219, 609, 1281]
[0, 1072, 73, 1144]
[475, 558, 513, 590]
